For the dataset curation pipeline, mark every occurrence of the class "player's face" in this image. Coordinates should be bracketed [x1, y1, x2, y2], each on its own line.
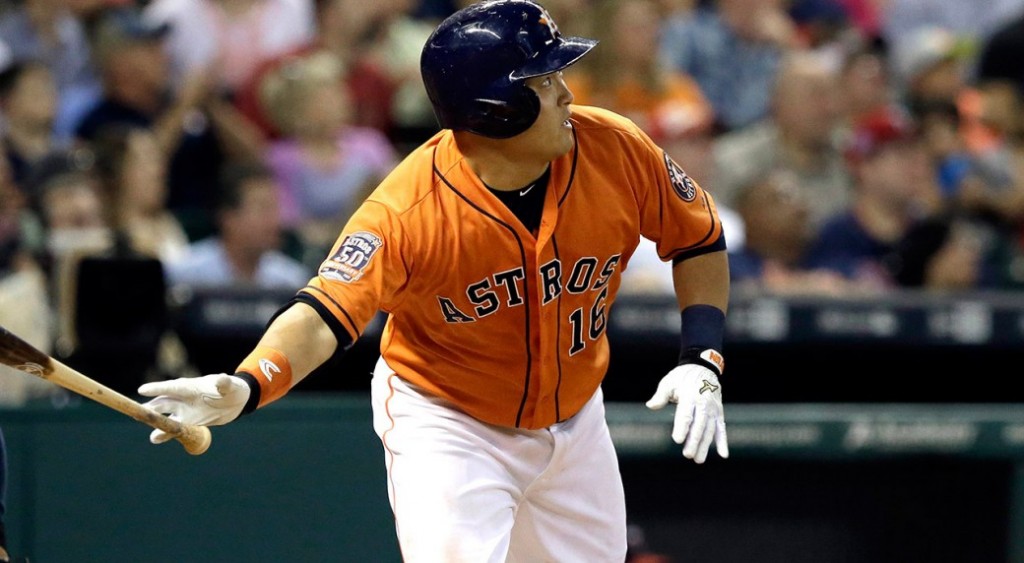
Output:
[518, 71, 575, 159]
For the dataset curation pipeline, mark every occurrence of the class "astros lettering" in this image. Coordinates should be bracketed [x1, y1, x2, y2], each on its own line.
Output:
[437, 254, 621, 322]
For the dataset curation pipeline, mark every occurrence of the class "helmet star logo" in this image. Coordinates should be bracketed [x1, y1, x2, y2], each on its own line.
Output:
[538, 9, 559, 38]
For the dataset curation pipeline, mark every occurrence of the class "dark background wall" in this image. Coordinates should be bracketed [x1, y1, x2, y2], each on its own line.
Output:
[3, 399, 1024, 563]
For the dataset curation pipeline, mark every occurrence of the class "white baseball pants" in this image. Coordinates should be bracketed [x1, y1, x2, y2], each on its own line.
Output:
[371, 356, 628, 563]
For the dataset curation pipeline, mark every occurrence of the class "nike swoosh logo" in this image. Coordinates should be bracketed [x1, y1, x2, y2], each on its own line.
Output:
[519, 186, 534, 196]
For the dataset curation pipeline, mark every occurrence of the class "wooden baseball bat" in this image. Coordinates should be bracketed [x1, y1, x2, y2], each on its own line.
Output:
[0, 325, 212, 455]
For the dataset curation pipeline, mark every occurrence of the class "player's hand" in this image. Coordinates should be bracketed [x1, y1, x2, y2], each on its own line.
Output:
[138, 374, 250, 445]
[645, 358, 728, 464]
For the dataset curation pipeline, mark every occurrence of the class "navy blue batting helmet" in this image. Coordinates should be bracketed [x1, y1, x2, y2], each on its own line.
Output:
[420, 0, 598, 139]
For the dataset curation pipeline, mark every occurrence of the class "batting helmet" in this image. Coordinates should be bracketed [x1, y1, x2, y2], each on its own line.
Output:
[420, 0, 598, 139]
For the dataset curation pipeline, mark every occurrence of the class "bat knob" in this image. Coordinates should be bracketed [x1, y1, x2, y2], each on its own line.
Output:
[177, 425, 213, 455]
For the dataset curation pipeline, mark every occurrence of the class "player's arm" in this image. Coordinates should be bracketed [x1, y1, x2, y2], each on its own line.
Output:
[625, 118, 731, 463]
[646, 248, 730, 464]
[672, 248, 729, 364]
[137, 197, 404, 445]
[672, 250, 729, 326]
[230, 301, 342, 412]
[135, 302, 348, 445]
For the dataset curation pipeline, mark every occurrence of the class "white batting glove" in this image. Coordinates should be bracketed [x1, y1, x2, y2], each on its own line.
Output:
[646, 353, 729, 464]
[138, 374, 251, 445]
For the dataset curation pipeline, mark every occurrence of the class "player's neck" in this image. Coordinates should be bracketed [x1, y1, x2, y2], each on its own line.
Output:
[456, 135, 550, 192]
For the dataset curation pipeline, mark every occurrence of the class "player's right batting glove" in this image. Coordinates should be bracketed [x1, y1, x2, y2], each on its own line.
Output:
[645, 349, 729, 464]
[138, 374, 251, 444]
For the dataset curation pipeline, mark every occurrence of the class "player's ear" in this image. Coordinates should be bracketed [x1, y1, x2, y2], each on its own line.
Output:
[469, 88, 540, 138]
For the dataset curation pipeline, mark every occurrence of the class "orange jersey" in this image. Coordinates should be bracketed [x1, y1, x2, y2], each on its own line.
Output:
[300, 105, 725, 429]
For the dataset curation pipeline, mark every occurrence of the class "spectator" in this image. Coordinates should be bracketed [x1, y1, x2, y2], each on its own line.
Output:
[966, 83, 1024, 218]
[836, 0, 884, 42]
[838, 38, 897, 132]
[660, 0, 800, 132]
[309, 0, 397, 134]
[143, 0, 316, 99]
[789, 0, 856, 53]
[0, 137, 43, 255]
[567, 0, 714, 167]
[711, 51, 853, 229]
[914, 90, 1024, 225]
[806, 108, 987, 290]
[0, 140, 57, 406]
[234, 0, 398, 138]
[75, 5, 265, 242]
[729, 170, 865, 295]
[895, 27, 1024, 257]
[90, 124, 190, 263]
[889, 25, 1002, 156]
[0, 0, 102, 142]
[258, 50, 398, 268]
[63, 0, 117, 26]
[916, 97, 980, 199]
[787, 0, 870, 78]
[29, 149, 112, 261]
[890, 25, 971, 107]
[929, 81, 1024, 288]
[29, 147, 176, 393]
[163, 161, 311, 289]
[364, 0, 443, 150]
[880, 0, 1024, 50]
[0, 60, 63, 187]
[975, 8, 1024, 99]
[22, 149, 123, 364]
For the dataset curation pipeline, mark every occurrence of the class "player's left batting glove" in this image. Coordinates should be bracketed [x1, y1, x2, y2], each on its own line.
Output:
[645, 349, 729, 464]
[138, 374, 251, 445]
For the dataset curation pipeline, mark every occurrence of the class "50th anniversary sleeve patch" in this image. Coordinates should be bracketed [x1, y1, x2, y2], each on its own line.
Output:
[320, 231, 383, 283]
[664, 151, 696, 201]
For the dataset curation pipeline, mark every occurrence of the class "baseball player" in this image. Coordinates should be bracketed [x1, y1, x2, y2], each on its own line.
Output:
[138, 1, 730, 561]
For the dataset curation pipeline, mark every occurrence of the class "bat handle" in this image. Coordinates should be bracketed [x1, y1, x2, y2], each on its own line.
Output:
[175, 424, 213, 456]
[143, 411, 213, 455]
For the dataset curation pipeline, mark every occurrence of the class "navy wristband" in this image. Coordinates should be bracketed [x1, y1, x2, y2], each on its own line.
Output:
[234, 372, 262, 416]
[679, 347, 725, 376]
[679, 304, 726, 365]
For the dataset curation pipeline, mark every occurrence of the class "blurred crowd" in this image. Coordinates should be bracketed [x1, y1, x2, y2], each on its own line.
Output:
[3, 0, 1024, 401]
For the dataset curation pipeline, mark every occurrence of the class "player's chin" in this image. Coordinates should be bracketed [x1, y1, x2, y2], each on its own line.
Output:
[522, 122, 573, 158]
[551, 122, 574, 151]
[556, 132, 575, 155]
